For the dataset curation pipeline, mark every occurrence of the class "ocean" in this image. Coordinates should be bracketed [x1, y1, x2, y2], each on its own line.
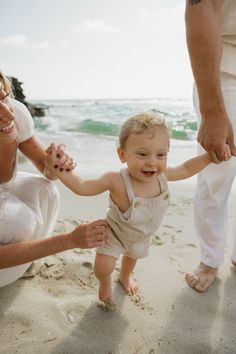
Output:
[29, 98, 199, 179]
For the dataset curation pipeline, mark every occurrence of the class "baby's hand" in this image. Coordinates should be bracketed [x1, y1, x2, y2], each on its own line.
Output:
[224, 144, 231, 161]
[45, 143, 77, 173]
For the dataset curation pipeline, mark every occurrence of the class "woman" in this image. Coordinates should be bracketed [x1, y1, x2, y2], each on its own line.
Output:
[0, 71, 106, 287]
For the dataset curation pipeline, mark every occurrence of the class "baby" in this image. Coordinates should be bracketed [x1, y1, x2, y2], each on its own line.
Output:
[45, 112, 231, 304]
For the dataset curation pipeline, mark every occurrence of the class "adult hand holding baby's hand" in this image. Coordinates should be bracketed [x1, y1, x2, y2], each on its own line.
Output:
[45, 143, 77, 172]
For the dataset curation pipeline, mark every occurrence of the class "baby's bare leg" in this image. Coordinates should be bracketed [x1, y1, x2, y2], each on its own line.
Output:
[118, 255, 138, 295]
[94, 253, 116, 303]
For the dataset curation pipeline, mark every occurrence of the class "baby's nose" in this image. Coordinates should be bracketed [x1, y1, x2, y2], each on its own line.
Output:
[0, 90, 6, 100]
[147, 157, 157, 166]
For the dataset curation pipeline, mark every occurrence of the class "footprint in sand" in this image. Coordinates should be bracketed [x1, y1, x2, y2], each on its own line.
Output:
[151, 234, 165, 246]
[168, 243, 198, 273]
[130, 293, 154, 314]
[36, 263, 65, 280]
[81, 261, 93, 270]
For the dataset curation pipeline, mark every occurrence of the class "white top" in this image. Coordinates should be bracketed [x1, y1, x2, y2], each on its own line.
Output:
[221, 0, 236, 77]
[0, 99, 34, 194]
[10, 98, 34, 143]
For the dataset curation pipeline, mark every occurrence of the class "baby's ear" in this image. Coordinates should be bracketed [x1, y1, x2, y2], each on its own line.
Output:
[117, 147, 126, 163]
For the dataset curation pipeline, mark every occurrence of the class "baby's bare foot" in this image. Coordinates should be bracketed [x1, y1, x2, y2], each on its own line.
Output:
[118, 276, 138, 295]
[99, 279, 113, 304]
[185, 262, 218, 292]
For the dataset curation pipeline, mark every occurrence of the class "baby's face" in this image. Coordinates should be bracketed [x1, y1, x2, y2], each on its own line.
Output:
[118, 129, 169, 183]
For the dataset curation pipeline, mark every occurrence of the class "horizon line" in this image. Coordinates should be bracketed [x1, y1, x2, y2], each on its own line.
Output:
[28, 96, 192, 101]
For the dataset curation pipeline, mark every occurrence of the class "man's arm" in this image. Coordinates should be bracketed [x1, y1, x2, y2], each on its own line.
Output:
[0, 220, 106, 269]
[185, 0, 236, 162]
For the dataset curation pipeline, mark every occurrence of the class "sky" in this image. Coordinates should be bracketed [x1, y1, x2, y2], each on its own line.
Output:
[1, 0, 194, 100]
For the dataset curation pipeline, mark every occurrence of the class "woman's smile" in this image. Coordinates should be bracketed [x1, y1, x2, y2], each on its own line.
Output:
[0, 121, 15, 133]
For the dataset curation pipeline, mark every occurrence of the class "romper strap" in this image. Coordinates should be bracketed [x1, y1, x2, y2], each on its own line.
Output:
[157, 173, 168, 193]
[120, 168, 135, 202]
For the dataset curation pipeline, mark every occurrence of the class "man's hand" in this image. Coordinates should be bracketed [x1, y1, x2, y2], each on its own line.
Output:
[69, 219, 107, 249]
[197, 112, 236, 163]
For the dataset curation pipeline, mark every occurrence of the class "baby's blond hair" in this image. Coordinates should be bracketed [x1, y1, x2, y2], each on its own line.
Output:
[118, 112, 170, 149]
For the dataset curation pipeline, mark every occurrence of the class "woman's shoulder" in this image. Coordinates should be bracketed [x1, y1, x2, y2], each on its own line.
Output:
[10, 98, 34, 143]
[10, 98, 31, 117]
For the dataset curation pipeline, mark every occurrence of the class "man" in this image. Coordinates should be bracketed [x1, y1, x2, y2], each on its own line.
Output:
[185, 0, 236, 292]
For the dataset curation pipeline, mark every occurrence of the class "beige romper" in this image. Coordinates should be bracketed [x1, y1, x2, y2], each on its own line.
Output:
[97, 168, 170, 260]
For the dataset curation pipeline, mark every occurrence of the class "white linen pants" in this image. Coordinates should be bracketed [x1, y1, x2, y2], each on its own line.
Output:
[0, 172, 60, 287]
[194, 73, 236, 267]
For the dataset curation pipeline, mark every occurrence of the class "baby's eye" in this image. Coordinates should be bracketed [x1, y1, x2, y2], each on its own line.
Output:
[137, 152, 147, 156]
[157, 153, 167, 158]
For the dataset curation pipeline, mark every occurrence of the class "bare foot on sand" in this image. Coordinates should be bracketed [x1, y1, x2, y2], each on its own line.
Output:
[185, 262, 218, 292]
[99, 278, 113, 304]
[118, 276, 138, 295]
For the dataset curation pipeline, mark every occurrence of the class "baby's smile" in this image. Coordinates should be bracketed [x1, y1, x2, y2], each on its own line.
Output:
[141, 170, 157, 177]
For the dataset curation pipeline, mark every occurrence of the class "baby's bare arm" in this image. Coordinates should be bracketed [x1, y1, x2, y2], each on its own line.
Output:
[45, 145, 116, 195]
[165, 153, 211, 181]
[56, 170, 115, 196]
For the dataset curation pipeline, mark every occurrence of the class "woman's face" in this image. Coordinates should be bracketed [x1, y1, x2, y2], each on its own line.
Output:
[0, 81, 16, 141]
[0, 81, 7, 100]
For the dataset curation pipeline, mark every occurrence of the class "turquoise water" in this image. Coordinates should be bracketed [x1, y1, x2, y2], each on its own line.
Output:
[31, 98, 197, 141]
[29, 98, 198, 179]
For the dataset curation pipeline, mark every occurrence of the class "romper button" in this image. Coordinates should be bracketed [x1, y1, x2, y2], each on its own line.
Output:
[134, 201, 141, 208]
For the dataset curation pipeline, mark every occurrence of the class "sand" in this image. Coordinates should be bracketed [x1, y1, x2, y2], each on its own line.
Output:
[1, 179, 236, 354]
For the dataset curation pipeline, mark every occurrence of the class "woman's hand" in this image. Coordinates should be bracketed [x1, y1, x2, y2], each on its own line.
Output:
[45, 143, 77, 173]
[68, 219, 107, 249]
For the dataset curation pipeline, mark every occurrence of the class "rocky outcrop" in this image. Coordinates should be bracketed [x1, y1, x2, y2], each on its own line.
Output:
[9, 76, 47, 117]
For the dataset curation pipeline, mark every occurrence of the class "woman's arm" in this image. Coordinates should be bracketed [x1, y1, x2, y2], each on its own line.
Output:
[165, 153, 211, 181]
[0, 219, 106, 269]
[19, 135, 49, 173]
[19, 137, 72, 180]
